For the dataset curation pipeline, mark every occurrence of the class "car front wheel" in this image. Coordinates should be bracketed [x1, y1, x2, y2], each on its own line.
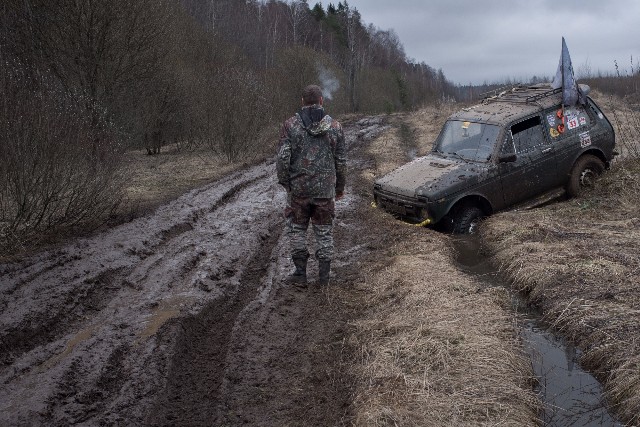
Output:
[452, 203, 484, 234]
[566, 154, 605, 197]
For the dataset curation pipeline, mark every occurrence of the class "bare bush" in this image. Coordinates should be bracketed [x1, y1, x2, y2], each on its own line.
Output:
[0, 64, 124, 251]
[209, 68, 272, 163]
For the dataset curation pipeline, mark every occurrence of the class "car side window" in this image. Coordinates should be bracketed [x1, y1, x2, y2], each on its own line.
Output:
[510, 116, 545, 153]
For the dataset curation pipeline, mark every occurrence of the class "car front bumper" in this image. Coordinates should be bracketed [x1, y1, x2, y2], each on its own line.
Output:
[373, 186, 432, 224]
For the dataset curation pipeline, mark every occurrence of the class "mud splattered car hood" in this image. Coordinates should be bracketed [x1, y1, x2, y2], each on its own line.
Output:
[375, 153, 485, 199]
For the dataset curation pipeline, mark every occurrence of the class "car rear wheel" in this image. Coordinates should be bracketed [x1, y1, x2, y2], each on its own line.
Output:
[452, 203, 484, 234]
[566, 155, 605, 197]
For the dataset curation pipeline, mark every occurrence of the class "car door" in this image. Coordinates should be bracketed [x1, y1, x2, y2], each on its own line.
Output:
[498, 115, 559, 206]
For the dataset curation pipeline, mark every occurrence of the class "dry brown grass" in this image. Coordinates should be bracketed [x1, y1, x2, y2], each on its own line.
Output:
[590, 90, 640, 159]
[119, 146, 254, 216]
[362, 104, 458, 182]
[350, 232, 539, 426]
[481, 159, 640, 425]
[350, 106, 539, 426]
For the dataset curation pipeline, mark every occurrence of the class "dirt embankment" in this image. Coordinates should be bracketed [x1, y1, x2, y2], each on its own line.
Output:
[1, 111, 538, 426]
[481, 159, 640, 426]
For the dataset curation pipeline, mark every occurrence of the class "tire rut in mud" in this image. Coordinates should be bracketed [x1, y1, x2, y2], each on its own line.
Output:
[207, 174, 266, 213]
[0, 161, 282, 426]
[0, 170, 268, 372]
[43, 342, 133, 425]
[146, 222, 284, 425]
[0, 120, 391, 426]
[0, 267, 128, 368]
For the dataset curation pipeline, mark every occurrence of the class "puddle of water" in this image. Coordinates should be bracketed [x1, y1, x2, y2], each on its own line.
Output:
[521, 322, 623, 426]
[38, 324, 98, 371]
[451, 235, 622, 427]
[137, 296, 194, 341]
[139, 307, 180, 340]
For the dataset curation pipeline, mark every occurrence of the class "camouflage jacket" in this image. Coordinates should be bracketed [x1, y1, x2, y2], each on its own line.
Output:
[277, 105, 346, 198]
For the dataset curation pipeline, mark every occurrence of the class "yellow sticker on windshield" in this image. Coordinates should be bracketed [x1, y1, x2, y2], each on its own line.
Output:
[462, 121, 471, 129]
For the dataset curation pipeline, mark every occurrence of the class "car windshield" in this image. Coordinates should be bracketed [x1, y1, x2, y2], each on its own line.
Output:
[434, 120, 501, 162]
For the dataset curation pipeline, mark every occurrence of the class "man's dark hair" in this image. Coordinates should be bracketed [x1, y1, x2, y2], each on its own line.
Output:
[302, 85, 323, 105]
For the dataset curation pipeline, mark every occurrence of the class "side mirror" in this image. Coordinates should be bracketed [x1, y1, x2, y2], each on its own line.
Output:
[498, 153, 517, 163]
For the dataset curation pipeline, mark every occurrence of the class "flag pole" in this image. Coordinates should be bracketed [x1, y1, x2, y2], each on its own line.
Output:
[561, 37, 565, 123]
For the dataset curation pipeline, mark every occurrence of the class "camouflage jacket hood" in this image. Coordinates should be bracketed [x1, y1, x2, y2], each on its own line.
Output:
[276, 107, 347, 198]
[297, 105, 332, 136]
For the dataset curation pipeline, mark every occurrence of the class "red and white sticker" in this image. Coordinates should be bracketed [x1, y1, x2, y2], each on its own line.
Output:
[567, 117, 579, 130]
[579, 131, 592, 147]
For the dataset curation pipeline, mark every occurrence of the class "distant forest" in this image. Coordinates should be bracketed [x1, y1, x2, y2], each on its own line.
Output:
[2, 0, 457, 156]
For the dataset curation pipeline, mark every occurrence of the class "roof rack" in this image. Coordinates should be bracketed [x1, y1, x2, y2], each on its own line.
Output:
[524, 86, 562, 102]
[479, 84, 524, 99]
[483, 85, 561, 104]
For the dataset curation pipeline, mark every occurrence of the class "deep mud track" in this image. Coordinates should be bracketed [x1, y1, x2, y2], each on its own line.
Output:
[0, 118, 388, 426]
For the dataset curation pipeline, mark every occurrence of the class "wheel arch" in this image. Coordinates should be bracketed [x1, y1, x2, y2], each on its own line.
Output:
[576, 148, 610, 169]
[448, 194, 493, 217]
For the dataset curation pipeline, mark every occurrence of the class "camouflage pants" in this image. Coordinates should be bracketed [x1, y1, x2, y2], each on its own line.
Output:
[285, 196, 335, 261]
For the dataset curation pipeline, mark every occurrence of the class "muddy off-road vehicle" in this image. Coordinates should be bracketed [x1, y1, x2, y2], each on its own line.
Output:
[373, 84, 616, 233]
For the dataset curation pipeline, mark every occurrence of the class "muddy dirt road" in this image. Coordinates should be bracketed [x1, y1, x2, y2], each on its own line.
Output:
[0, 119, 389, 426]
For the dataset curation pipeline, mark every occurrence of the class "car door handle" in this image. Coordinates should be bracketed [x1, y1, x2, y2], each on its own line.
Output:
[541, 147, 552, 154]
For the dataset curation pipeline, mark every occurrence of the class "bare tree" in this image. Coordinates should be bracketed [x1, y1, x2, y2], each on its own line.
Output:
[287, 0, 309, 45]
[7, 0, 173, 150]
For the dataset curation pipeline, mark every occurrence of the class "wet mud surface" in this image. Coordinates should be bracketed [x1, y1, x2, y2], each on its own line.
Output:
[0, 117, 389, 426]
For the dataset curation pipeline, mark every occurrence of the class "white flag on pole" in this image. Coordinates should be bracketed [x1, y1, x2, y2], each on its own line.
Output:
[551, 37, 586, 106]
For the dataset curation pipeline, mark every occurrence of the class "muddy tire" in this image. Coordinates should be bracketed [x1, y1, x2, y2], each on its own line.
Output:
[451, 203, 484, 234]
[566, 155, 605, 197]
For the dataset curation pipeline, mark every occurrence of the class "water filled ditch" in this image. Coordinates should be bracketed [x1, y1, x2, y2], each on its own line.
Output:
[451, 234, 622, 427]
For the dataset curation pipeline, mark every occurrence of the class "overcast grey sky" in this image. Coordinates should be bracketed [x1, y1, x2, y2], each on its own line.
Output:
[332, 0, 640, 85]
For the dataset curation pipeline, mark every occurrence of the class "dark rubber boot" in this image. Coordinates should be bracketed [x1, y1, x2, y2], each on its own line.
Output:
[318, 260, 331, 286]
[287, 257, 308, 288]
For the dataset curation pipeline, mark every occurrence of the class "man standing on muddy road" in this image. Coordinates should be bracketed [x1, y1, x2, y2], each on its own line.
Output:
[277, 84, 346, 288]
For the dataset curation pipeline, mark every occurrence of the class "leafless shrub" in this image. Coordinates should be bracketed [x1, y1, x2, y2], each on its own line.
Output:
[0, 63, 124, 252]
[211, 68, 272, 162]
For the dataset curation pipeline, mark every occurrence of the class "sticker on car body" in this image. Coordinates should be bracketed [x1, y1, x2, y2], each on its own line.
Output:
[567, 117, 579, 130]
[579, 131, 592, 147]
[547, 114, 556, 126]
